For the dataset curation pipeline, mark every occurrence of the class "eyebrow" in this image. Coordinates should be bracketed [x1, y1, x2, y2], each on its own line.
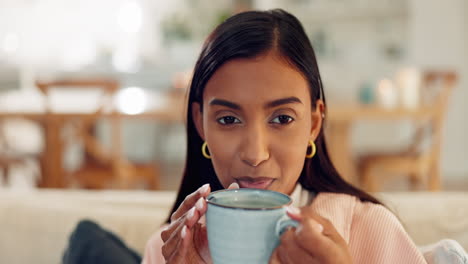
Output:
[208, 96, 303, 110]
[209, 98, 241, 110]
[265, 97, 303, 108]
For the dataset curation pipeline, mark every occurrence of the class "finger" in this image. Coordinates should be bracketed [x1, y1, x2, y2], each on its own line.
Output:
[299, 207, 342, 240]
[161, 217, 184, 242]
[286, 206, 326, 237]
[198, 214, 206, 225]
[162, 205, 203, 259]
[195, 197, 208, 218]
[227, 182, 240, 189]
[161, 223, 185, 260]
[288, 206, 349, 262]
[277, 229, 296, 264]
[294, 217, 334, 257]
[286, 205, 303, 221]
[185, 199, 208, 228]
[191, 224, 210, 261]
[162, 198, 209, 261]
[162, 195, 209, 241]
[290, 205, 340, 239]
[167, 225, 189, 263]
[277, 228, 316, 264]
[196, 198, 207, 226]
[268, 249, 281, 264]
[171, 184, 210, 222]
[312, 215, 341, 239]
[162, 204, 200, 242]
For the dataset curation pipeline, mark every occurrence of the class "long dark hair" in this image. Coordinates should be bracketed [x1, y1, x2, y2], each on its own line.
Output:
[167, 9, 380, 223]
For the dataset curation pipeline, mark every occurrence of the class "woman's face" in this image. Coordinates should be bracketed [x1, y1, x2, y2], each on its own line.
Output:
[193, 52, 323, 195]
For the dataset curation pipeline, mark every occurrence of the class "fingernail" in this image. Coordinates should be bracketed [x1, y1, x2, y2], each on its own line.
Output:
[181, 225, 187, 238]
[311, 220, 324, 234]
[199, 184, 209, 194]
[286, 206, 301, 216]
[187, 207, 196, 220]
[317, 224, 324, 233]
[228, 182, 239, 189]
[195, 197, 204, 211]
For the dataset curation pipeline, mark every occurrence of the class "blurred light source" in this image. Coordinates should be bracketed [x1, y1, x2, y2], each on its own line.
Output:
[3, 33, 19, 54]
[115, 87, 147, 115]
[117, 1, 143, 33]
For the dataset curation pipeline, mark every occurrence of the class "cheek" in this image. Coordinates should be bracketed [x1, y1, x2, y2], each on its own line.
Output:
[274, 120, 311, 156]
[271, 125, 310, 184]
[204, 127, 237, 187]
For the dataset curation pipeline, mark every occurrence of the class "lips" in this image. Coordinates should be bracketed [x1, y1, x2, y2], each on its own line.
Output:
[235, 177, 275, 189]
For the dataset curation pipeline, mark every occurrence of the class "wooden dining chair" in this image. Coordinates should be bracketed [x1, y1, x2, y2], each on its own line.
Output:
[0, 155, 28, 186]
[36, 79, 159, 190]
[0, 115, 44, 188]
[358, 71, 457, 192]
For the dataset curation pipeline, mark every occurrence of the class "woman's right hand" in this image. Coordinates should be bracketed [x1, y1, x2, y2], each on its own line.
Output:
[161, 183, 210, 264]
[160, 182, 239, 264]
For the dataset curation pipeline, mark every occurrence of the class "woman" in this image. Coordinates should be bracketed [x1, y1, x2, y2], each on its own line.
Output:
[143, 9, 426, 264]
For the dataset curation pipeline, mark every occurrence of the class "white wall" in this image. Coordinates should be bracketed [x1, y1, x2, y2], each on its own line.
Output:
[408, 0, 468, 178]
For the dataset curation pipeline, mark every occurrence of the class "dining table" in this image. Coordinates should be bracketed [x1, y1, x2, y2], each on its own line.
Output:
[0, 89, 185, 188]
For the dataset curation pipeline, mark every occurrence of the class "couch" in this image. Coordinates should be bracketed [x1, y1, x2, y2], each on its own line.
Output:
[0, 189, 467, 264]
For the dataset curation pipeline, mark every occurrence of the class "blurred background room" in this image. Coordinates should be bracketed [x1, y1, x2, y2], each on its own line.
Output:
[1, 1, 468, 263]
[0, 0, 467, 192]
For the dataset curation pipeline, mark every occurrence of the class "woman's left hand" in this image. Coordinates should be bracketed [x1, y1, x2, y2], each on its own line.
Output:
[269, 206, 352, 264]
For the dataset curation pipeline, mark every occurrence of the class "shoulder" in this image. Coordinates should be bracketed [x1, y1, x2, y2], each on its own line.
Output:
[312, 192, 398, 230]
[309, 192, 425, 263]
[310, 192, 360, 243]
[314, 192, 405, 242]
[347, 198, 426, 263]
[351, 198, 401, 230]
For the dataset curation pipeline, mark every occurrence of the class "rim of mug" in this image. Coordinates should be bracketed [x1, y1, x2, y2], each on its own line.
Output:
[206, 188, 292, 210]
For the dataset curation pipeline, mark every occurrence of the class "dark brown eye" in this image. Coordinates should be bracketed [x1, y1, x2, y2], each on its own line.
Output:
[271, 115, 294, 124]
[217, 116, 240, 125]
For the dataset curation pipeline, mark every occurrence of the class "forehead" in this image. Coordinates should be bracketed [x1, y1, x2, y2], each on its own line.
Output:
[203, 53, 311, 106]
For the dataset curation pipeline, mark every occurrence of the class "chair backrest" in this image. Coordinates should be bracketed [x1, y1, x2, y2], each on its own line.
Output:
[422, 71, 457, 117]
[36, 79, 119, 114]
[36, 79, 118, 93]
[410, 71, 457, 159]
[425, 71, 457, 158]
[35, 79, 121, 166]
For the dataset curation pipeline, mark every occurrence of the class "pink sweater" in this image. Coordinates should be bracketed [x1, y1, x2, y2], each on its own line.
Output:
[142, 191, 427, 264]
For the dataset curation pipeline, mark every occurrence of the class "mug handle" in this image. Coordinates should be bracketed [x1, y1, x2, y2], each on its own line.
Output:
[275, 214, 299, 237]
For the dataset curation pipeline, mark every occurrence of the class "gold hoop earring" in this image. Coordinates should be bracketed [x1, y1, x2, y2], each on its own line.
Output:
[202, 142, 211, 159]
[306, 140, 316, 158]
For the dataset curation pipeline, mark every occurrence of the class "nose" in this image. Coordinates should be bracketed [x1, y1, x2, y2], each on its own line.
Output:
[238, 125, 270, 167]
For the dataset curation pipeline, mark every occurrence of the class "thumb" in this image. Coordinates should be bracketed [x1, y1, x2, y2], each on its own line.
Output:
[227, 182, 240, 189]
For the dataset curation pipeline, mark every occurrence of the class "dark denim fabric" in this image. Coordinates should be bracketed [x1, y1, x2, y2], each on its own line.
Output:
[62, 220, 142, 264]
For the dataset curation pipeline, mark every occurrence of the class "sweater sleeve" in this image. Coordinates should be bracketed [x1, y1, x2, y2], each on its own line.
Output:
[348, 202, 427, 264]
[141, 225, 168, 264]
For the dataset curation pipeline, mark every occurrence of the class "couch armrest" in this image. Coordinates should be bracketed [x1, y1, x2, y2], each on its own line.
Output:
[0, 190, 176, 264]
[377, 192, 468, 250]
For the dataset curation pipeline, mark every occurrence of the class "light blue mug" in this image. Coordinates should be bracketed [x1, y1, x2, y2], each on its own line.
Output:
[206, 188, 298, 264]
